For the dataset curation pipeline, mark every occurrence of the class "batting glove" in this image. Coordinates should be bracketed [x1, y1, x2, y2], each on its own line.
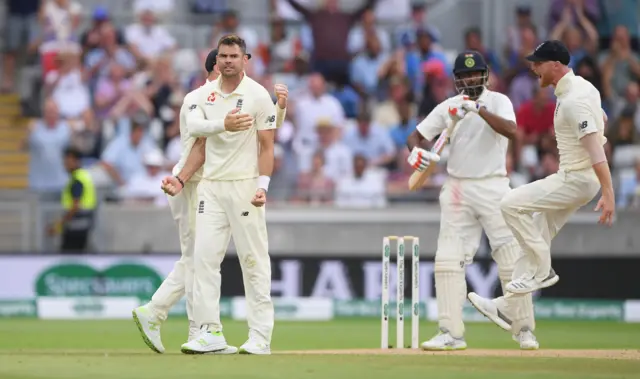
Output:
[460, 99, 486, 114]
[447, 106, 467, 123]
[407, 147, 441, 172]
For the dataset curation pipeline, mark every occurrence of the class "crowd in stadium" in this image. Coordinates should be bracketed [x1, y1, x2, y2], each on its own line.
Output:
[6, 0, 640, 208]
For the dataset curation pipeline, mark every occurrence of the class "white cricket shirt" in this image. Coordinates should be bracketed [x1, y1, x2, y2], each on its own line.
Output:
[553, 70, 607, 171]
[172, 88, 204, 182]
[416, 90, 516, 179]
[188, 74, 277, 181]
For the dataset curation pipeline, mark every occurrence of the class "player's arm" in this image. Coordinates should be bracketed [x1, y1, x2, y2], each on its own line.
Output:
[406, 103, 448, 171]
[274, 84, 288, 128]
[570, 101, 615, 225]
[463, 96, 517, 140]
[187, 104, 252, 137]
[251, 94, 278, 206]
[176, 137, 206, 183]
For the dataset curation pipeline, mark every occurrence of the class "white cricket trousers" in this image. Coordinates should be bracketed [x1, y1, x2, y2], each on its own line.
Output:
[149, 181, 199, 321]
[500, 168, 600, 282]
[436, 176, 534, 337]
[192, 178, 274, 344]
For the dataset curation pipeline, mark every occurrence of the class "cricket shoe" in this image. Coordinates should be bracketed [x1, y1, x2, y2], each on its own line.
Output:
[506, 269, 559, 295]
[239, 338, 271, 355]
[513, 328, 539, 350]
[467, 292, 512, 332]
[132, 305, 165, 354]
[420, 328, 467, 351]
[181, 328, 239, 355]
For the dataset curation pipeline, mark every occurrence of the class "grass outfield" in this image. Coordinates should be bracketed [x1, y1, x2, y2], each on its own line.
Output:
[0, 319, 638, 379]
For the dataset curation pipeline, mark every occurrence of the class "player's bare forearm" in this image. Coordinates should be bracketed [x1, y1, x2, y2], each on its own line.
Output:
[406, 130, 432, 151]
[593, 162, 614, 194]
[175, 138, 206, 183]
[258, 129, 275, 176]
[478, 108, 517, 140]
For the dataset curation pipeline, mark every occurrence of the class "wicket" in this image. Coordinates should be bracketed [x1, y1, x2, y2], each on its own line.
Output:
[381, 236, 420, 349]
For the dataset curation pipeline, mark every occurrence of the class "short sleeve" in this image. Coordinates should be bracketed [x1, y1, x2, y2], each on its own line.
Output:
[416, 102, 449, 141]
[70, 180, 84, 199]
[564, 100, 598, 139]
[255, 93, 277, 131]
[494, 94, 516, 122]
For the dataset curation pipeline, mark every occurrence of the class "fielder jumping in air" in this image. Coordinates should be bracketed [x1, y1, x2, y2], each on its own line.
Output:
[406, 51, 538, 350]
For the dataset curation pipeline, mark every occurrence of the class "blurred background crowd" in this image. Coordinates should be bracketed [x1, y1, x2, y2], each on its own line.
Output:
[3, 0, 640, 209]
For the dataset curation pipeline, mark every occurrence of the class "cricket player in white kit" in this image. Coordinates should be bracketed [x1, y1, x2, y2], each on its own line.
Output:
[176, 35, 285, 355]
[132, 49, 222, 353]
[497, 40, 613, 294]
[406, 51, 538, 350]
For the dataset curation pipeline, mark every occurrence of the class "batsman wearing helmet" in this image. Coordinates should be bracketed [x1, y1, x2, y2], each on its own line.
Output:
[406, 51, 538, 350]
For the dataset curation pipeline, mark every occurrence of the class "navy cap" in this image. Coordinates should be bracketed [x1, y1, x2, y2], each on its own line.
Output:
[526, 40, 571, 65]
[205, 49, 218, 73]
[453, 50, 488, 74]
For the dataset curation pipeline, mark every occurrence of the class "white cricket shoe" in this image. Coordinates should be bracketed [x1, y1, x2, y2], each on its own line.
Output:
[513, 328, 539, 350]
[181, 327, 238, 355]
[239, 338, 271, 355]
[467, 292, 512, 332]
[420, 329, 467, 351]
[506, 269, 559, 295]
[132, 305, 165, 354]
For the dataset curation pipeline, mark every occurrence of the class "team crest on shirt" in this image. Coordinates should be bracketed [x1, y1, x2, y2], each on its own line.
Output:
[206, 92, 216, 105]
[236, 98, 244, 110]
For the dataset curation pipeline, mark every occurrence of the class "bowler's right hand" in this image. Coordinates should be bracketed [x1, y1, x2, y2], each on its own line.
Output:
[407, 147, 440, 172]
[224, 108, 253, 132]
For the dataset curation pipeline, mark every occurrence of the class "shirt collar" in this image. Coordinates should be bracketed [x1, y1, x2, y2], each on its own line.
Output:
[554, 70, 574, 97]
[213, 72, 248, 96]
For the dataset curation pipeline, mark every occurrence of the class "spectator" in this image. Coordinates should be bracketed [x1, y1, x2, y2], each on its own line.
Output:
[268, 144, 296, 202]
[292, 73, 345, 150]
[506, 5, 537, 58]
[335, 155, 386, 208]
[294, 151, 334, 205]
[373, 0, 410, 23]
[343, 111, 396, 168]
[514, 87, 556, 163]
[574, 55, 603, 94]
[599, 26, 640, 101]
[94, 63, 135, 120]
[347, 6, 391, 55]
[39, 0, 83, 76]
[299, 120, 353, 182]
[210, 10, 259, 53]
[25, 99, 71, 197]
[265, 18, 302, 73]
[284, 0, 377, 83]
[597, 0, 639, 50]
[85, 23, 136, 81]
[350, 33, 388, 98]
[134, 0, 175, 19]
[44, 50, 92, 124]
[550, 9, 598, 64]
[98, 119, 157, 187]
[331, 73, 360, 119]
[606, 106, 638, 151]
[125, 9, 176, 65]
[373, 76, 412, 128]
[548, 0, 599, 32]
[120, 149, 170, 207]
[532, 152, 560, 181]
[394, 3, 441, 49]
[464, 27, 502, 75]
[143, 55, 181, 119]
[389, 100, 417, 149]
[2, 0, 40, 92]
[80, 6, 124, 54]
[610, 82, 640, 130]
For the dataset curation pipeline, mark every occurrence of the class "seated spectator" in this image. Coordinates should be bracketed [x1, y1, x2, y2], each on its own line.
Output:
[394, 3, 441, 50]
[39, 0, 83, 76]
[25, 99, 71, 196]
[574, 55, 603, 96]
[85, 23, 136, 81]
[343, 111, 396, 168]
[125, 8, 176, 65]
[210, 10, 259, 52]
[294, 151, 334, 205]
[389, 100, 417, 149]
[119, 149, 170, 207]
[610, 82, 640, 130]
[331, 73, 360, 119]
[80, 6, 124, 54]
[143, 55, 181, 119]
[505, 24, 539, 88]
[405, 29, 450, 78]
[347, 7, 391, 55]
[599, 26, 640, 101]
[350, 33, 388, 99]
[98, 119, 158, 187]
[265, 18, 301, 73]
[464, 27, 502, 75]
[514, 87, 555, 163]
[606, 106, 638, 152]
[298, 120, 353, 182]
[44, 49, 93, 131]
[335, 155, 386, 208]
[94, 63, 133, 120]
[373, 77, 412, 128]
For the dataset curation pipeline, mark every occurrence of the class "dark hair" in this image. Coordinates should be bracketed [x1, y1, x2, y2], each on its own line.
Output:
[217, 34, 248, 55]
[465, 27, 482, 40]
[64, 147, 83, 160]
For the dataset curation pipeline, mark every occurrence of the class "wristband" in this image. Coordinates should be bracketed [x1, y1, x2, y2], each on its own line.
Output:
[257, 175, 271, 191]
[174, 175, 185, 189]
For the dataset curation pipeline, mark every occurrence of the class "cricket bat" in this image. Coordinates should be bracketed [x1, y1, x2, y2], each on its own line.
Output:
[407, 118, 460, 191]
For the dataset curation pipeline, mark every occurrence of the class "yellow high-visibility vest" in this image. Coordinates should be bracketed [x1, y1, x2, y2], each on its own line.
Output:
[61, 168, 97, 210]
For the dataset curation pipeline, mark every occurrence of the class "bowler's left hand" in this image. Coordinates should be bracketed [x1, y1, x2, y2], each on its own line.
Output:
[251, 188, 267, 207]
[274, 84, 288, 109]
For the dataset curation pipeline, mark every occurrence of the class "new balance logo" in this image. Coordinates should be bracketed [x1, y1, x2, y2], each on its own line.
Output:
[241, 211, 249, 216]
[198, 201, 204, 214]
[266, 115, 275, 123]
[579, 121, 588, 130]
